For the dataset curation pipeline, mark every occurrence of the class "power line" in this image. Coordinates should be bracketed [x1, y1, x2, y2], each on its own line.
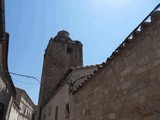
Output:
[12, 78, 39, 85]
[1, 70, 40, 83]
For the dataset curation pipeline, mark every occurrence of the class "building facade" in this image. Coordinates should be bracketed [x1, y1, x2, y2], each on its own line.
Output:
[8, 100, 20, 120]
[8, 87, 36, 120]
[40, 65, 99, 120]
[15, 88, 35, 120]
[37, 30, 83, 119]
[0, 0, 16, 119]
[37, 4, 160, 120]
[71, 6, 160, 120]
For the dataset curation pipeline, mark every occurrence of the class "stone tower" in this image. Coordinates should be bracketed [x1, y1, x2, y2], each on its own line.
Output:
[38, 30, 83, 106]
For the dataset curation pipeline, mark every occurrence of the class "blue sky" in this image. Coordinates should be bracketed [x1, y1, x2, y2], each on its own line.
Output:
[5, 0, 159, 104]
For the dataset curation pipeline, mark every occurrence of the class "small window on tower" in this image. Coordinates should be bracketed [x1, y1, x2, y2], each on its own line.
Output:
[44, 115, 46, 120]
[55, 106, 58, 120]
[65, 103, 70, 118]
[49, 106, 51, 116]
[67, 48, 72, 53]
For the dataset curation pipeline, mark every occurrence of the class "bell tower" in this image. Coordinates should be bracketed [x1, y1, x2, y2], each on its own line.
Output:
[38, 30, 83, 106]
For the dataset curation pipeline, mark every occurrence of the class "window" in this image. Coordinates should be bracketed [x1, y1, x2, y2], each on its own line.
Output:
[67, 48, 72, 53]
[55, 106, 58, 120]
[49, 106, 51, 116]
[65, 103, 70, 118]
[44, 115, 46, 120]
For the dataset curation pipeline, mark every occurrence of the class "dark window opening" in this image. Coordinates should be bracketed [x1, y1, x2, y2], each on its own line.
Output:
[65, 103, 70, 118]
[43, 114, 46, 120]
[55, 106, 58, 120]
[49, 106, 51, 116]
[67, 48, 72, 53]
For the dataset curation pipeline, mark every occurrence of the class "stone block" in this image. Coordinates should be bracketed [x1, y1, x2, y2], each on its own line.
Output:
[138, 94, 146, 103]
[121, 81, 131, 90]
[121, 66, 133, 76]
[111, 99, 122, 111]
[138, 56, 148, 66]
[156, 49, 160, 58]
[119, 78, 125, 83]
[134, 66, 146, 74]
[114, 59, 125, 73]
[109, 113, 116, 119]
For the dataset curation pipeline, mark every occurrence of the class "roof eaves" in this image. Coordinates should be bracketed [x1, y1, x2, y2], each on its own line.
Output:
[72, 4, 160, 95]
[71, 64, 101, 70]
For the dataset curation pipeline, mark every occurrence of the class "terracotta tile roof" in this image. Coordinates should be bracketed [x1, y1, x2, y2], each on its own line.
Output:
[72, 4, 160, 95]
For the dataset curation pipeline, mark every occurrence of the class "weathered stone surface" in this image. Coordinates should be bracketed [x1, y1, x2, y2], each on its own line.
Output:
[109, 113, 116, 119]
[37, 9, 160, 120]
[114, 59, 125, 73]
[38, 31, 83, 106]
[134, 66, 146, 74]
[111, 99, 122, 111]
[121, 80, 131, 90]
[138, 56, 149, 66]
[70, 12, 160, 120]
[120, 66, 133, 76]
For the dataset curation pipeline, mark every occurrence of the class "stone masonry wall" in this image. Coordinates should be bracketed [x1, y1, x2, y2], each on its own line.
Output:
[38, 37, 82, 108]
[70, 12, 160, 120]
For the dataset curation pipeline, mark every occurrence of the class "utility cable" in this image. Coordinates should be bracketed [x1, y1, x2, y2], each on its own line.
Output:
[12, 78, 39, 85]
[1, 70, 40, 83]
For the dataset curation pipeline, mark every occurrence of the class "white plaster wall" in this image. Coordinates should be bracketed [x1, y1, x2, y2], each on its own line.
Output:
[41, 66, 98, 120]
[18, 96, 33, 120]
[8, 102, 19, 120]
[41, 84, 70, 120]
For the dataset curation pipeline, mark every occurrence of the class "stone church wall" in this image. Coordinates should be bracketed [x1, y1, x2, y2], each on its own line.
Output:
[70, 13, 160, 120]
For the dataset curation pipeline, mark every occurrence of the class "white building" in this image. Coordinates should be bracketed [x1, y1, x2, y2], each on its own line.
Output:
[40, 65, 99, 120]
[9, 88, 35, 120]
[8, 100, 20, 120]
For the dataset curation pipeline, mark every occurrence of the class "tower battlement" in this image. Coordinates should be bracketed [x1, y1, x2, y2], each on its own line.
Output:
[38, 30, 83, 106]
